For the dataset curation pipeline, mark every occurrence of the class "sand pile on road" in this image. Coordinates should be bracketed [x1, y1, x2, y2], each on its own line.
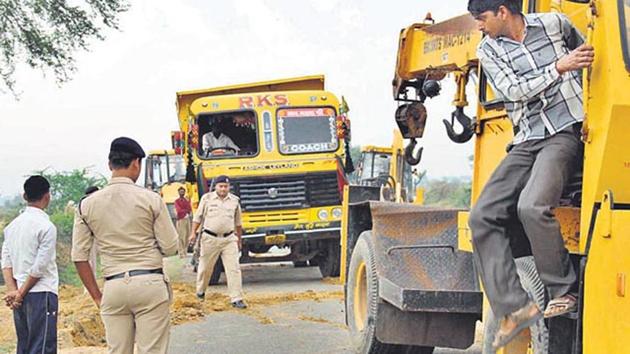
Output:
[0, 294, 16, 352]
[0, 285, 107, 351]
[171, 282, 236, 321]
[170, 282, 343, 325]
[57, 285, 106, 348]
[1, 283, 343, 351]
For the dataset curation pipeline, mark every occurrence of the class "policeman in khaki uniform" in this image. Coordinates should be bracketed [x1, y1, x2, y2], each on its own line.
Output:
[71, 137, 179, 354]
[189, 175, 247, 309]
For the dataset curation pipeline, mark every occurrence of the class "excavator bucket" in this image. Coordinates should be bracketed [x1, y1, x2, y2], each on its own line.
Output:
[369, 201, 482, 348]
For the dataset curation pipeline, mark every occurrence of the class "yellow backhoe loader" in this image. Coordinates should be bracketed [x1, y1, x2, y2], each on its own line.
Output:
[341, 0, 630, 353]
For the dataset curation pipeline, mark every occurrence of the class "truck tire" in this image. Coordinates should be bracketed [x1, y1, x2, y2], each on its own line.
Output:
[318, 239, 341, 277]
[208, 259, 224, 286]
[482, 256, 549, 354]
[346, 231, 434, 354]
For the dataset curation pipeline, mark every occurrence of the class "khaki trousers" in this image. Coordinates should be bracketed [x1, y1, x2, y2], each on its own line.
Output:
[175, 217, 191, 258]
[101, 273, 172, 354]
[196, 234, 244, 302]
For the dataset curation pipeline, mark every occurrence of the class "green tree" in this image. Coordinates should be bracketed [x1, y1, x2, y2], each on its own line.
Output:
[1, 168, 106, 285]
[0, 0, 129, 94]
[35, 167, 107, 214]
[40, 168, 106, 284]
[423, 177, 471, 208]
[349, 145, 361, 167]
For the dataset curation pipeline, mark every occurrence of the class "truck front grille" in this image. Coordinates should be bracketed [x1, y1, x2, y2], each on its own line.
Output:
[230, 172, 341, 212]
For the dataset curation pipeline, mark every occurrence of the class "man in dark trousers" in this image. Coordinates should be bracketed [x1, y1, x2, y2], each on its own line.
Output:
[2, 176, 58, 354]
[467, 0, 594, 349]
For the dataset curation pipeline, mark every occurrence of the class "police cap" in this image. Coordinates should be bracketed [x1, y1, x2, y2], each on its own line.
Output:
[110, 137, 146, 158]
[214, 175, 230, 184]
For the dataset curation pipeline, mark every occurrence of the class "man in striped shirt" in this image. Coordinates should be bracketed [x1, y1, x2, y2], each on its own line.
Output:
[466, 0, 594, 349]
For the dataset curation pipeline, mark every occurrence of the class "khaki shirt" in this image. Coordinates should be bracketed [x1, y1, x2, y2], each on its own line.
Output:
[71, 177, 178, 277]
[193, 191, 242, 235]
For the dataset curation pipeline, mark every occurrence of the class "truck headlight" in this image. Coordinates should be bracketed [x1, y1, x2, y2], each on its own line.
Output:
[332, 207, 342, 219]
[318, 209, 329, 220]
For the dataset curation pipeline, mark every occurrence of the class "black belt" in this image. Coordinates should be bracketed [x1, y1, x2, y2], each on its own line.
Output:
[203, 229, 233, 237]
[105, 268, 163, 281]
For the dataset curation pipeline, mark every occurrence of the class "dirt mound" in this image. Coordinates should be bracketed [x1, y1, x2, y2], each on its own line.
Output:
[170, 283, 342, 326]
[0, 283, 344, 351]
[57, 285, 106, 348]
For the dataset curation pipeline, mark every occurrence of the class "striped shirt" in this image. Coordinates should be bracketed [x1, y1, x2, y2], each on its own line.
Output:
[478, 13, 585, 144]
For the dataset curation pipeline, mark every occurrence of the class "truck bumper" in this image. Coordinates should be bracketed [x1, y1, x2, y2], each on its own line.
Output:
[239, 222, 341, 264]
[242, 221, 341, 245]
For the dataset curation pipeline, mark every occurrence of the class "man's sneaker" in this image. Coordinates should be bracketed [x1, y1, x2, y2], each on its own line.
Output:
[196, 293, 205, 300]
[231, 300, 247, 309]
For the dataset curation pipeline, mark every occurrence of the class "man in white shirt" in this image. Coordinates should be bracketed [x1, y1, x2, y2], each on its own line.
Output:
[202, 123, 240, 156]
[1, 175, 58, 354]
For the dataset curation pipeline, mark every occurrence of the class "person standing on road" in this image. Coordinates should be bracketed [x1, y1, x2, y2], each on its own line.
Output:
[467, 0, 593, 350]
[174, 187, 192, 259]
[1, 176, 58, 354]
[189, 175, 247, 309]
[71, 137, 179, 354]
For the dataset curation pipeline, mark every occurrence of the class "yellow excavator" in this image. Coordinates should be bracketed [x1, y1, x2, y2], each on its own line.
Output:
[341, 0, 630, 353]
[143, 149, 187, 221]
[352, 130, 421, 204]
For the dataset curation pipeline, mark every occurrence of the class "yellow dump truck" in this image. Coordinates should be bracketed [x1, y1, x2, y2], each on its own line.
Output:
[173, 75, 352, 279]
[144, 149, 186, 221]
[342, 0, 630, 353]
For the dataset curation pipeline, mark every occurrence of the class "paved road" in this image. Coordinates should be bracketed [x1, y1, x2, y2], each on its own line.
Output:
[169, 261, 481, 354]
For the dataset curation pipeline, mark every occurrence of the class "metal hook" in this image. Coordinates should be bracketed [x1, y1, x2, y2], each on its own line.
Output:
[442, 107, 475, 143]
[404, 138, 424, 166]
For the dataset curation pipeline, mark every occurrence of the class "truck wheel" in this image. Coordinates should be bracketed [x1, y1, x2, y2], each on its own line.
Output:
[482, 256, 549, 354]
[318, 239, 341, 277]
[208, 259, 224, 285]
[346, 231, 434, 354]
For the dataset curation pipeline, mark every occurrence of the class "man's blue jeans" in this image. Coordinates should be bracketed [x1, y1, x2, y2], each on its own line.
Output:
[13, 291, 58, 354]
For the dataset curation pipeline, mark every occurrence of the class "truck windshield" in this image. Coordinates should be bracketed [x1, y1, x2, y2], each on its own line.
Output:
[146, 154, 185, 191]
[277, 107, 338, 154]
[168, 155, 186, 182]
[621, 0, 630, 71]
[197, 111, 258, 159]
[361, 153, 391, 180]
[358, 152, 391, 186]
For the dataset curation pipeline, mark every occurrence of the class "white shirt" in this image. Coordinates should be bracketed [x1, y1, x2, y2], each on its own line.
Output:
[202, 132, 240, 153]
[1, 207, 58, 294]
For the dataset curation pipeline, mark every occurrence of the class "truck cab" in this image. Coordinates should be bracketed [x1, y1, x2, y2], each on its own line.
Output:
[174, 75, 352, 279]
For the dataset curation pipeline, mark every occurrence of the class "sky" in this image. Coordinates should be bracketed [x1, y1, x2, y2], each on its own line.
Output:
[0, 0, 474, 197]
